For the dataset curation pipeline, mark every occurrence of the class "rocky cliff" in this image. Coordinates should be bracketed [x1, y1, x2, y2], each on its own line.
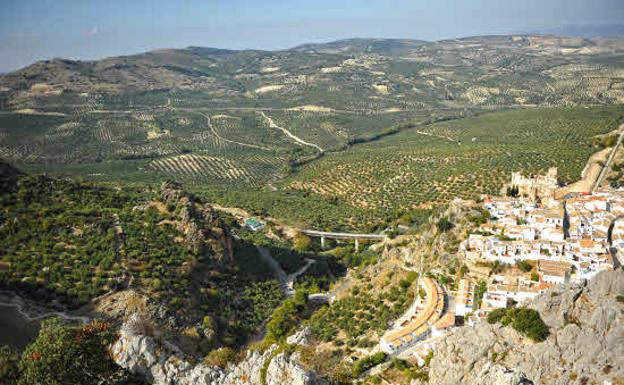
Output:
[111, 314, 327, 385]
[160, 180, 233, 262]
[428, 269, 624, 385]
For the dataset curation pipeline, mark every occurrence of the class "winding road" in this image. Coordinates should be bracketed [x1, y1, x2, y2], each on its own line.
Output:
[415, 130, 458, 143]
[255, 247, 315, 296]
[200, 112, 272, 151]
[260, 111, 325, 152]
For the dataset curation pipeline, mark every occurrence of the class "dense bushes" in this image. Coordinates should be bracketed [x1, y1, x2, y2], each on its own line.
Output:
[486, 308, 508, 324]
[487, 307, 549, 342]
[10, 318, 143, 385]
[203, 347, 237, 368]
[266, 290, 308, 341]
[0, 175, 290, 349]
[388, 357, 430, 382]
[0, 345, 20, 385]
[0, 176, 135, 307]
[436, 217, 454, 232]
[308, 274, 416, 345]
[353, 352, 386, 377]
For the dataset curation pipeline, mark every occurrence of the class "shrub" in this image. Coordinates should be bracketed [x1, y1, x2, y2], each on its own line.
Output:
[515, 260, 532, 273]
[486, 307, 549, 342]
[352, 352, 387, 377]
[203, 347, 237, 368]
[487, 308, 508, 324]
[408, 368, 429, 381]
[476, 280, 487, 306]
[18, 318, 136, 385]
[436, 218, 454, 232]
[509, 308, 550, 342]
[0, 345, 20, 385]
[266, 289, 308, 341]
[293, 235, 312, 253]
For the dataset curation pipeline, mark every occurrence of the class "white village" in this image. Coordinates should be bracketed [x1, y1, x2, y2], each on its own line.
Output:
[379, 167, 620, 361]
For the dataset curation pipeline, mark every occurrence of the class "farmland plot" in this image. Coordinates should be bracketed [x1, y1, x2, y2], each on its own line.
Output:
[286, 106, 623, 210]
[150, 152, 286, 186]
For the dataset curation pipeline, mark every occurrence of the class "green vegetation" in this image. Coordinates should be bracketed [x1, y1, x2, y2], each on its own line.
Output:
[203, 347, 238, 369]
[487, 307, 550, 342]
[476, 280, 487, 307]
[293, 234, 312, 253]
[607, 161, 624, 189]
[0, 345, 20, 385]
[515, 260, 533, 273]
[194, 185, 397, 232]
[387, 358, 430, 382]
[4, 318, 144, 385]
[353, 352, 387, 377]
[0, 175, 134, 306]
[332, 246, 382, 269]
[436, 217, 454, 232]
[308, 272, 417, 345]
[0, 173, 298, 349]
[266, 290, 309, 341]
[1, 37, 622, 230]
[288, 107, 622, 210]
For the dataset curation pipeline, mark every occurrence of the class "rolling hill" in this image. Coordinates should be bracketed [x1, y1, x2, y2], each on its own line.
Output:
[0, 35, 623, 225]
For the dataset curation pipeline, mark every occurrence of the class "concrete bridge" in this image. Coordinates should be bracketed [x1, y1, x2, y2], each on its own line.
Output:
[300, 229, 387, 251]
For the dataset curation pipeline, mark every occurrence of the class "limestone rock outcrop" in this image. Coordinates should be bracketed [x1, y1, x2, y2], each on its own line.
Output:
[111, 314, 326, 385]
[160, 180, 233, 262]
[428, 270, 624, 385]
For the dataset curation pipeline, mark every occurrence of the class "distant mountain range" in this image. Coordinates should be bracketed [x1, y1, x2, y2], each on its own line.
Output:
[0, 34, 622, 201]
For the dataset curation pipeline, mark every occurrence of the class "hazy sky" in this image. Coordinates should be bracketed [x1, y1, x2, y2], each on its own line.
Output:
[1, 0, 623, 73]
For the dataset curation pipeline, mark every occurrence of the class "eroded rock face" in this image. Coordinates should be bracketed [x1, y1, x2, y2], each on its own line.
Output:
[267, 351, 327, 385]
[111, 314, 325, 385]
[428, 270, 624, 385]
[286, 326, 312, 346]
[160, 180, 233, 262]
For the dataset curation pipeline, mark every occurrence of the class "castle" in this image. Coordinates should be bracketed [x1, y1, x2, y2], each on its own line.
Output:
[505, 167, 559, 200]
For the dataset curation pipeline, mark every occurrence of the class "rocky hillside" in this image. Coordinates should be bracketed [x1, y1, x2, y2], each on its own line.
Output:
[111, 313, 326, 385]
[428, 269, 624, 385]
[109, 269, 623, 385]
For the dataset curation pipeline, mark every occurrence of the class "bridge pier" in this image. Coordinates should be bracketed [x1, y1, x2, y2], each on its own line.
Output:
[355, 239, 360, 252]
[320, 236, 326, 249]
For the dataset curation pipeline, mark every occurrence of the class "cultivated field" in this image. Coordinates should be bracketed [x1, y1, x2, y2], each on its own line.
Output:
[1, 36, 624, 225]
[286, 106, 624, 210]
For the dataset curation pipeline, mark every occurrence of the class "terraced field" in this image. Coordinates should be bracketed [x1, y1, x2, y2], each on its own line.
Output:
[286, 106, 624, 209]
